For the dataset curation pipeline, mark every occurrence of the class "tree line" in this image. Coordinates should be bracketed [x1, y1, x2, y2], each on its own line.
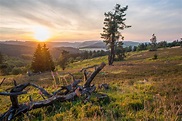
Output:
[57, 49, 108, 70]
[31, 44, 109, 71]
[129, 39, 182, 52]
[0, 38, 181, 75]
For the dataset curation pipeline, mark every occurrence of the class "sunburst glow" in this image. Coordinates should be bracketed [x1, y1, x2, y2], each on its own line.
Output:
[33, 26, 51, 42]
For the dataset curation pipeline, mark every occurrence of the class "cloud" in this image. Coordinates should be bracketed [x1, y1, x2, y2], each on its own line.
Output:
[0, 0, 105, 30]
[0, 0, 181, 41]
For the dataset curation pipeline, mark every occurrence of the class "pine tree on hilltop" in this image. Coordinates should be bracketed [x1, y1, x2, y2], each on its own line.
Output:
[31, 44, 55, 73]
[101, 4, 131, 65]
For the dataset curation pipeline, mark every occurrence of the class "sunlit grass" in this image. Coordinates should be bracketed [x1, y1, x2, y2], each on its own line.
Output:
[0, 47, 181, 120]
[68, 56, 107, 69]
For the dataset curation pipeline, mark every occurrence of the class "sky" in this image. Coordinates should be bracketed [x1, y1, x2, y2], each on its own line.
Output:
[0, 0, 181, 42]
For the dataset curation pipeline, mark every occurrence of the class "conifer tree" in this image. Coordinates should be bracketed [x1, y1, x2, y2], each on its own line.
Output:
[31, 44, 55, 73]
[42, 44, 55, 71]
[31, 44, 43, 72]
[58, 50, 69, 70]
[101, 4, 131, 65]
[115, 41, 125, 60]
[150, 34, 157, 51]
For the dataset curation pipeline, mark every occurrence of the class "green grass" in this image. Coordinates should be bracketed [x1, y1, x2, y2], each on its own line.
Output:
[0, 47, 182, 120]
[68, 56, 107, 69]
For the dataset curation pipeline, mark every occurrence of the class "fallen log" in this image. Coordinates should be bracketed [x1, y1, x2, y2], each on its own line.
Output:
[0, 62, 107, 121]
[52, 79, 81, 95]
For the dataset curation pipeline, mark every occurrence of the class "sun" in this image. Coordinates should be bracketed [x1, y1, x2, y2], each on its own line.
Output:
[33, 26, 51, 42]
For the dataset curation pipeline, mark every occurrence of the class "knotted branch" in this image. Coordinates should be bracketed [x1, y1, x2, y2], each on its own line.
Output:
[0, 62, 107, 121]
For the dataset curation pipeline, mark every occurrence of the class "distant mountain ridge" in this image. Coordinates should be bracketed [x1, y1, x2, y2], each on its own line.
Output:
[79, 41, 140, 48]
[78, 41, 106, 48]
[0, 43, 80, 59]
[123, 41, 140, 47]
[0, 40, 140, 58]
[0, 40, 139, 48]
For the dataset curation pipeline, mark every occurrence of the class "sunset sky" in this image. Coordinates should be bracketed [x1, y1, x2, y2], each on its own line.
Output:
[0, 0, 181, 42]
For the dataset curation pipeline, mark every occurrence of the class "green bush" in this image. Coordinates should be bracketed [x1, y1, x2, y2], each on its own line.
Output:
[12, 67, 22, 75]
[153, 53, 158, 60]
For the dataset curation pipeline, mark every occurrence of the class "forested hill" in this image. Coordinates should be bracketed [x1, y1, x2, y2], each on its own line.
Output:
[0, 43, 81, 58]
[0, 40, 140, 48]
[0, 40, 139, 58]
[0, 43, 34, 57]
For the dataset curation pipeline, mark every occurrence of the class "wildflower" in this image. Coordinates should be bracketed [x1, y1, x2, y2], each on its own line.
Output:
[56, 71, 59, 76]
[39, 91, 42, 95]
[51, 71, 55, 78]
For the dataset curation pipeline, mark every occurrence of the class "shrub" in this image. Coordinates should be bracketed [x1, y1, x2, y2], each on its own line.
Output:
[153, 53, 158, 60]
[12, 67, 22, 75]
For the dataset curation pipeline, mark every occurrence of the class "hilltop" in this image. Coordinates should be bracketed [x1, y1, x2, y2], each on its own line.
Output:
[0, 47, 181, 120]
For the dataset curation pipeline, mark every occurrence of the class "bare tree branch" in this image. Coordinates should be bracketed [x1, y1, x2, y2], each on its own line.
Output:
[0, 91, 27, 96]
[84, 62, 106, 87]
[80, 64, 98, 72]
[0, 62, 107, 121]
[0, 78, 5, 86]
[53, 79, 81, 95]
[13, 80, 17, 86]
[30, 83, 51, 98]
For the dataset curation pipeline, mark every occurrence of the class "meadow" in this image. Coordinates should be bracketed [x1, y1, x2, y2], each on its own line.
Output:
[0, 47, 182, 121]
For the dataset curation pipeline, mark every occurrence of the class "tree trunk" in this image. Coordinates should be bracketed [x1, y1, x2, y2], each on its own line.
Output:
[108, 54, 112, 65]
[109, 40, 115, 65]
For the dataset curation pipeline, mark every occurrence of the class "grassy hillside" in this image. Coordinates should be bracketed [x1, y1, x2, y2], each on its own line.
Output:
[0, 47, 181, 120]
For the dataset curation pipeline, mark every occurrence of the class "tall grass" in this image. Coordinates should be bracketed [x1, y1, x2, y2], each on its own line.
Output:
[0, 47, 181, 120]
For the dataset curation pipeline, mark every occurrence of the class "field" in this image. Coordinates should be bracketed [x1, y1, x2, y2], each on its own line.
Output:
[0, 47, 182, 121]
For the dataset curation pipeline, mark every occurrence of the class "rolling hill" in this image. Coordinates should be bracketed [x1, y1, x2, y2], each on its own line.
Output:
[0, 40, 140, 58]
[0, 40, 140, 48]
[0, 47, 181, 120]
[0, 43, 35, 57]
[0, 43, 81, 59]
